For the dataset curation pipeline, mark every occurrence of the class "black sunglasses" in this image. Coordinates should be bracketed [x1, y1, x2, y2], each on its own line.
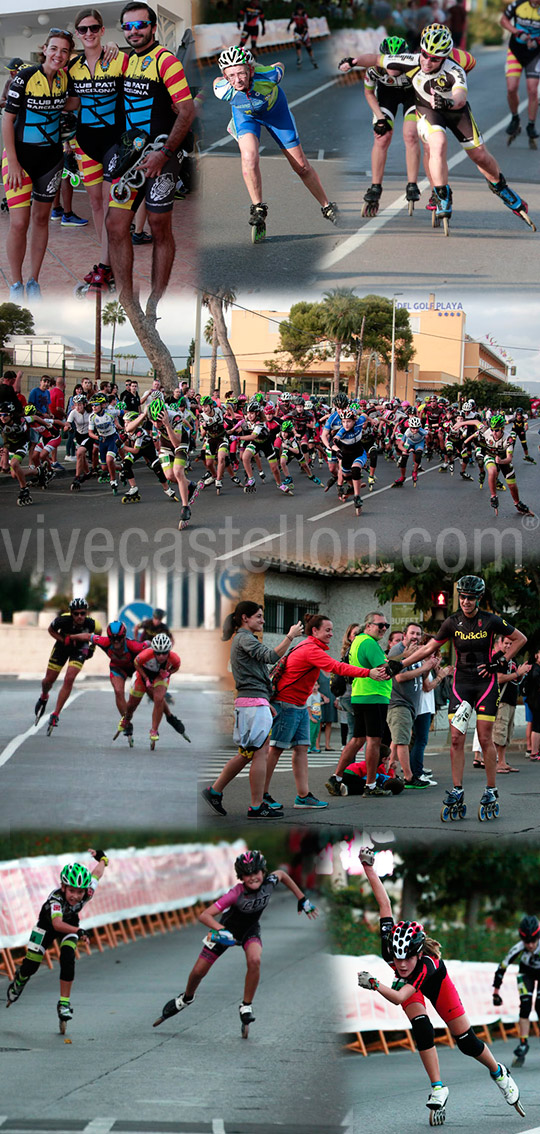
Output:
[77, 23, 102, 33]
[121, 19, 153, 30]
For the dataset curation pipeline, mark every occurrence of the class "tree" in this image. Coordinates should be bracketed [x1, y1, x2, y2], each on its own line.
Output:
[202, 289, 240, 395]
[204, 316, 218, 389]
[0, 303, 34, 350]
[118, 294, 181, 389]
[440, 376, 531, 411]
[102, 301, 126, 362]
[0, 573, 46, 621]
[322, 289, 366, 395]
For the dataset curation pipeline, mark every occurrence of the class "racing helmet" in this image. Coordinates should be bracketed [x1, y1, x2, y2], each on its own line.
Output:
[152, 633, 172, 653]
[69, 598, 88, 612]
[379, 35, 407, 55]
[234, 849, 267, 878]
[408, 416, 421, 429]
[420, 23, 453, 57]
[60, 862, 93, 890]
[107, 620, 126, 640]
[219, 45, 254, 70]
[456, 575, 485, 599]
[519, 915, 540, 942]
[392, 921, 426, 960]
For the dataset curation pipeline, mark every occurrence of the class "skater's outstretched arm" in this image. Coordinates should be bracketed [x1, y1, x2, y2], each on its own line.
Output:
[357, 971, 415, 1004]
[273, 869, 318, 917]
[88, 847, 109, 882]
[359, 847, 392, 919]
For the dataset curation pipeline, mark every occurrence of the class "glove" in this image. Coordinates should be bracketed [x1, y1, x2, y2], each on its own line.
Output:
[373, 117, 391, 136]
[492, 991, 503, 1007]
[357, 971, 380, 990]
[93, 848, 109, 865]
[358, 847, 375, 867]
[76, 928, 89, 940]
[339, 56, 355, 69]
[385, 658, 404, 676]
[433, 92, 453, 110]
[298, 896, 316, 914]
[479, 650, 506, 675]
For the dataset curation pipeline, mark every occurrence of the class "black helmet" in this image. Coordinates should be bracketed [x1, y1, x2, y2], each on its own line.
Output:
[333, 393, 349, 409]
[69, 597, 88, 612]
[391, 921, 426, 960]
[456, 576, 485, 599]
[519, 915, 540, 943]
[234, 849, 267, 878]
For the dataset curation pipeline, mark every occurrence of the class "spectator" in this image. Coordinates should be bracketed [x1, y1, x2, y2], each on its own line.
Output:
[28, 374, 51, 414]
[409, 635, 453, 785]
[523, 648, 540, 761]
[331, 612, 393, 798]
[493, 636, 531, 771]
[387, 622, 434, 788]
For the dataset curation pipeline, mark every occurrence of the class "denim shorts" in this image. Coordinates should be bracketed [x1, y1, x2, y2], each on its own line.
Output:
[270, 701, 310, 749]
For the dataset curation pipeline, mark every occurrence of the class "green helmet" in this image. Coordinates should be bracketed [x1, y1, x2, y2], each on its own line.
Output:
[380, 36, 407, 55]
[60, 862, 93, 890]
[147, 394, 165, 421]
[116, 401, 126, 412]
[490, 413, 505, 429]
[281, 419, 295, 433]
[253, 392, 265, 404]
[124, 410, 139, 422]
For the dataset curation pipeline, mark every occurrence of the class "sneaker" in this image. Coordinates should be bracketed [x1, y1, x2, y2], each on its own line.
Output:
[247, 802, 281, 819]
[132, 230, 153, 245]
[363, 783, 392, 797]
[423, 767, 432, 775]
[51, 206, 64, 220]
[263, 791, 283, 810]
[293, 792, 329, 809]
[404, 776, 429, 789]
[51, 461, 65, 472]
[201, 786, 226, 816]
[326, 774, 348, 797]
[418, 774, 438, 786]
[10, 282, 25, 301]
[26, 278, 41, 300]
[61, 212, 89, 226]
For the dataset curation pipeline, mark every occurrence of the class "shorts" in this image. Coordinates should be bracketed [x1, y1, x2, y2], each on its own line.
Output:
[449, 672, 499, 723]
[415, 101, 483, 151]
[387, 704, 414, 746]
[74, 125, 119, 186]
[47, 642, 89, 673]
[483, 455, 516, 484]
[131, 669, 171, 698]
[492, 701, 516, 747]
[233, 704, 273, 756]
[352, 702, 388, 739]
[505, 39, 540, 79]
[108, 149, 181, 214]
[341, 449, 368, 476]
[2, 144, 63, 208]
[200, 924, 261, 966]
[159, 446, 187, 471]
[231, 86, 300, 150]
[98, 433, 119, 461]
[270, 701, 310, 749]
[375, 82, 417, 126]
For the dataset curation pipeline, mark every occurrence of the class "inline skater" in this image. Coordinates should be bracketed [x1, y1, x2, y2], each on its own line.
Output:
[331, 402, 369, 515]
[119, 408, 179, 502]
[340, 24, 536, 232]
[214, 46, 338, 242]
[106, 2, 194, 308]
[501, 0, 540, 146]
[153, 848, 317, 1034]
[390, 575, 527, 821]
[508, 406, 536, 462]
[357, 845, 525, 1123]
[237, 2, 265, 55]
[0, 400, 34, 506]
[6, 849, 109, 1033]
[134, 395, 198, 526]
[467, 413, 534, 517]
[2, 29, 73, 300]
[87, 392, 122, 493]
[287, 5, 319, 69]
[361, 35, 421, 217]
[392, 416, 426, 486]
[35, 598, 101, 733]
[119, 632, 180, 747]
[493, 914, 540, 1066]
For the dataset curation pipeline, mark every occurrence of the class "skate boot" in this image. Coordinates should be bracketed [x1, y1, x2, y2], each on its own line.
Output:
[70, 476, 82, 492]
[368, 473, 376, 492]
[362, 183, 382, 218]
[405, 181, 420, 214]
[35, 695, 48, 724]
[325, 474, 337, 491]
[322, 201, 339, 224]
[506, 113, 521, 143]
[165, 714, 191, 742]
[488, 174, 536, 229]
[121, 487, 141, 503]
[57, 998, 73, 1034]
[392, 476, 405, 487]
[490, 494, 499, 516]
[153, 990, 194, 1026]
[426, 189, 438, 211]
[427, 1083, 449, 1126]
[124, 720, 134, 747]
[249, 201, 268, 243]
[244, 477, 256, 493]
[432, 185, 452, 234]
[353, 493, 363, 515]
[110, 480, 118, 495]
[460, 471, 473, 481]
[512, 1038, 529, 1067]
[441, 787, 466, 822]
[47, 711, 60, 736]
[526, 121, 538, 148]
[239, 1001, 256, 1037]
[258, 470, 266, 481]
[515, 499, 534, 517]
[6, 971, 26, 1005]
[17, 486, 33, 506]
[523, 453, 536, 463]
[478, 786, 499, 821]
[149, 729, 159, 750]
[490, 1064, 525, 1115]
[164, 485, 178, 500]
[215, 479, 223, 495]
[178, 504, 191, 530]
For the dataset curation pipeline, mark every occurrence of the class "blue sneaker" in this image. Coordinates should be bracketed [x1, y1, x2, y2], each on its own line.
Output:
[293, 792, 329, 809]
[263, 792, 283, 811]
[61, 212, 89, 227]
[26, 278, 41, 300]
[51, 206, 64, 220]
[10, 282, 25, 301]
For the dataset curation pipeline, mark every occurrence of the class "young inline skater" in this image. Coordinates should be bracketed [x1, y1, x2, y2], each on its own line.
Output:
[357, 845, 525, 1124]
[493, 914, 540, 1066]
[34, 598, 101, 734]
[153, 848, 317, 1036]
[120, 632, 180, 748]
[6, 849, 109, 1033]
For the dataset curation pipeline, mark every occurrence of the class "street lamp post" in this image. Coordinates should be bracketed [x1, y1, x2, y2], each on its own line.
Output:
[390, 292, 403, 400]
[365, 350, 380, 397]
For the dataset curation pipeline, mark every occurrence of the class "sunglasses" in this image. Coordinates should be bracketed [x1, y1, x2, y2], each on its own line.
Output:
[420, 49, 444, 61]
[49, 27, 73, 38]
[121, 19, 153, 30]
[77, 23, 102, 33]
[373, 621, 390, 629]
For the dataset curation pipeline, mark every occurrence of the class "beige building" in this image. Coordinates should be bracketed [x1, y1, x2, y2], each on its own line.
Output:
[200, 295, 513, 402]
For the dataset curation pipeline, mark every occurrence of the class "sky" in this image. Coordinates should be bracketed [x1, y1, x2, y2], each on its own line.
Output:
[29, 288, 540, 392]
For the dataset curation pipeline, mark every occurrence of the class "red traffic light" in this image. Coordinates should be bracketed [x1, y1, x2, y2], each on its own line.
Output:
[435, 591, 448, 607]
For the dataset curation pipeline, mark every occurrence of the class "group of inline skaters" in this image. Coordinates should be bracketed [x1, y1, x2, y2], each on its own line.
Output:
[6, 844, 318, 1042]
[32, 597, 189, 749]
[2, 375, 535, 522]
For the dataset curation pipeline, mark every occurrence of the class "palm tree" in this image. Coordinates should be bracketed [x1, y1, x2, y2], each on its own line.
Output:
[322, 289, 364, 396]
[204, 316, 218, 389]
[102, 301, 127, 362]
[202, 288, 241, 395]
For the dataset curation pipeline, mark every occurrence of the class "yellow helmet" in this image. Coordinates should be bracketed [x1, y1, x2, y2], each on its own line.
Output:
[420, 23, 453, 57]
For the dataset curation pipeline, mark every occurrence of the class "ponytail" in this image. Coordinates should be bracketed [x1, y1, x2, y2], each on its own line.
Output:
[222, 600, 262, 641]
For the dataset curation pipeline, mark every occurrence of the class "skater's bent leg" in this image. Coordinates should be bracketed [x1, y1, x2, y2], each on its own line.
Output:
[54, 664, 80, 715]
[467, 144, 501, 182]
[449, 1012, 497, 1071]
[110, 673, 128, 716]
[476, 720, 497, 788]
[425, 132, 448, 186]
[150, 685, 167, 732]
[184, 955, 214, 999]
[526, 75, 539, 123]
[371, 130, 392, 183]
[41, 666, 59, 697]
[506, 77, 520, 115]
[403, 120, 421, 182]
[283, 143, 330, 206]
[237, 133, 263, 204]
[449, 726, 466, 786]
[243, 940, 262, 1003]
[404, 1005, 441, 1082]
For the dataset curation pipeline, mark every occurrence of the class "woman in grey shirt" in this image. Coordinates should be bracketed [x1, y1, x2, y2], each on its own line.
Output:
[201, 601, 303, 820]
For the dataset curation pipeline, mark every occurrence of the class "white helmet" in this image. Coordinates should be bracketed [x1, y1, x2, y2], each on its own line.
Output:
[152, 633, 171, 653]
[219, 46, 254, 70]
[408, 416, 421, 429]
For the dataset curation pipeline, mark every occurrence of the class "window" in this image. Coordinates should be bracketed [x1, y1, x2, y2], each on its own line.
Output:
[264, 596, 319, 634]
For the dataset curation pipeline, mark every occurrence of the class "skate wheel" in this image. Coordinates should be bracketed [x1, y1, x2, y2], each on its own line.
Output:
[59, 1020, 66, 1035]
[478, 804, 487, 821]
[432, 211, 439, 228]
[128, 737, 134, 748]
[112, 182, 131, 204]
[493, 802, 500, 818]
[241, 1023, 249, 1038]
[519, 209, 536, 231]
[408, 200, 414, 216]
[513, 1100, 525, 1117]
[251, 223, 266, 244]
[429, 1108, 446, 1126]
[442, 216, 449, 237]
[70, 174, 81, 188]
[440, 805, 451, 822]
[512, 1056, 524, 1067]
[460, 804, 467, 819]
[150, 741, 156, 751]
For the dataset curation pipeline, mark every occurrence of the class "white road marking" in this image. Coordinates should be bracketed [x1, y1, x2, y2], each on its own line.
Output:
[201, 77, 340, 155]
[320, 96, 530, 269]
[307, 462, 443, 521]
[0, 690, 86, 769]
[212, 1121, 226, 1134]
[82, 1121, 116, 1133]
[318, 149, 325, 160]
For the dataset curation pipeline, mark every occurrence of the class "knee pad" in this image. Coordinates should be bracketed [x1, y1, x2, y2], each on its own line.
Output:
[411, 1013, 435, 1051]
[519, 994, 533, 1019]
[455, 1027, 484, 1058]
[59, 944, 76, 983]
[413, 450, 422, 465]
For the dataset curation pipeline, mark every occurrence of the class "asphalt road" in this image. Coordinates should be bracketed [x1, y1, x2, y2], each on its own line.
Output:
[1, 428, 538, 573]
[198, 734, 540, 842]
[1, 892, 345, 1134]
[0, 678, 218, 833]
[200, 44, 540, 291]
